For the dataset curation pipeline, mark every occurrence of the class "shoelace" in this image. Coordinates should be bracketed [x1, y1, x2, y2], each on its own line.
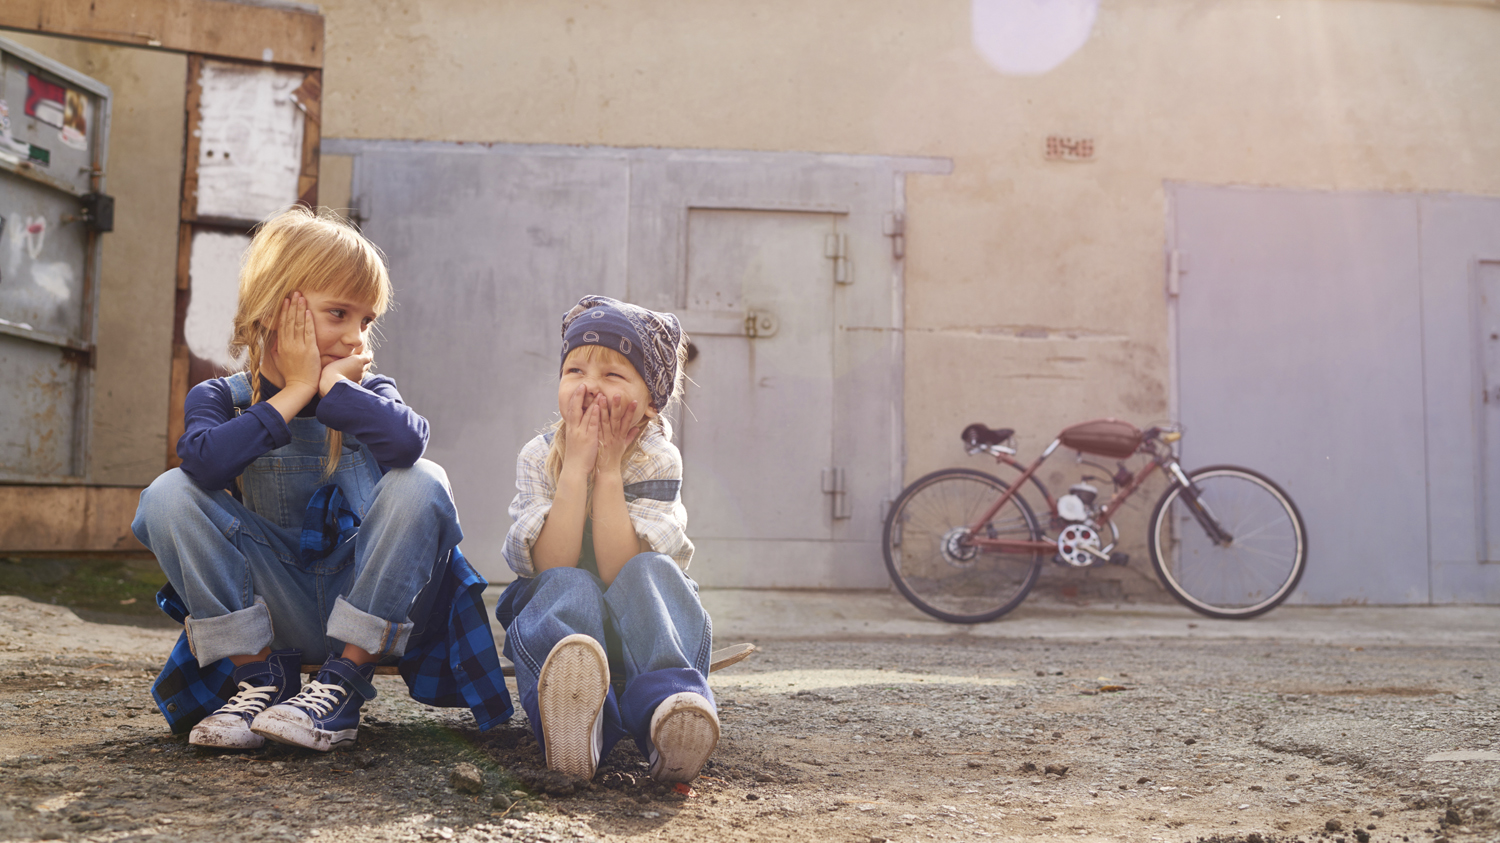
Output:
[218, 681, 279, 715]
[282, 679, 348, 717]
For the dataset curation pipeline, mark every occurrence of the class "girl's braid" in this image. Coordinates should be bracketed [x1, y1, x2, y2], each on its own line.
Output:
[245, 341, 264, 407]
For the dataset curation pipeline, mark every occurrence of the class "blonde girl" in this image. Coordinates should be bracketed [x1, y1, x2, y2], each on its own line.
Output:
[133, 206, 507, 752]
[496, 295, 718, 783]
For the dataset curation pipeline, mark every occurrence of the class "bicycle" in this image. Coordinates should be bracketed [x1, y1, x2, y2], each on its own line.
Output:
[881, 419, 1307, 623]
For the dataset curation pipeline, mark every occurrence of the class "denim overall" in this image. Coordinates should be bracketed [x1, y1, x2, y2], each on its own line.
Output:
[134, 372, 463, 667]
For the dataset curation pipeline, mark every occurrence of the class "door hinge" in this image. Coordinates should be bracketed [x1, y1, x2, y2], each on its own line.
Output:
[1167, 249, 1188, 298]
[821, 467, 852, 520]
[349, 193, 369, 228]
[883, 212, 905, 260]
[825, 233, 851, 285]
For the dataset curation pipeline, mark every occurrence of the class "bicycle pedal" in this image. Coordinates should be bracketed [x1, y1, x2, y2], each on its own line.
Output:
[1108, 552, 1130, 566]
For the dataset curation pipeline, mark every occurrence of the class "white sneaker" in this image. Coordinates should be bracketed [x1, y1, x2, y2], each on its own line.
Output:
[648, 691, 719, 783]
[537, 633, 609, 779]
[188, 649, 302, 750]
[189, 680, 281, 749]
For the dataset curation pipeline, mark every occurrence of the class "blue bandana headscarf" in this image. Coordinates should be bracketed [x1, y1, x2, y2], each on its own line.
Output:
[560, 296, 683, 412]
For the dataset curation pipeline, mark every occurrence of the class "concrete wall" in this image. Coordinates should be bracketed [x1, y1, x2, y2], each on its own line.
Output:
[312, 0, 1500, 460]
[9, 1, 1500, 586]
[5, 33, 184, 486]
[310, 0, 1500, 593]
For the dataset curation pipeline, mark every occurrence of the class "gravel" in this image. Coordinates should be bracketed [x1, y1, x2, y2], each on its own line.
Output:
[0, 594, 1496, 842]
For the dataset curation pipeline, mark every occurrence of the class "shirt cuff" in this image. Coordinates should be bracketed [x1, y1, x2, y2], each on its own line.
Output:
[244, 401, 293, 448]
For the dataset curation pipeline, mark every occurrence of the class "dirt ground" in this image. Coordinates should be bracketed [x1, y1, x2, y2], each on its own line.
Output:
[1, 592, 1497, 843]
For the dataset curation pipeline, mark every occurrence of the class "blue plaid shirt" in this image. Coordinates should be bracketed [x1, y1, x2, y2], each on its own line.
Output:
[150, 543, 513, 734]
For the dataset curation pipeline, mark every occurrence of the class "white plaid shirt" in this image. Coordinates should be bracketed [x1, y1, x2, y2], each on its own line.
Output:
[503, 422, 694, 577]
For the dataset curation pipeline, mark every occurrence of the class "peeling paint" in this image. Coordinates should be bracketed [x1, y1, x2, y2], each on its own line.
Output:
[30, 261, 73, 302]
[185, 231, 251, 369]
[195, 61, 305, 221]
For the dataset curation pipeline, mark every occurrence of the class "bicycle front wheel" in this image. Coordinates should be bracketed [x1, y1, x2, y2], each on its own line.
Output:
[1148, 465, 1307, 619]
[882, 468, 1043, 624]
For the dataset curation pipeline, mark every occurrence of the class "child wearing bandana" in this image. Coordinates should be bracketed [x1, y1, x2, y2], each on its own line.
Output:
[494, 296, 717, 783]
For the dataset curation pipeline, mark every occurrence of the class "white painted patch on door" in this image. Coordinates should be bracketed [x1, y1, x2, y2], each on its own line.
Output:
[185, 230, 251, 369]
[29, 261, 73, 301]
[195, 60, 304, 222]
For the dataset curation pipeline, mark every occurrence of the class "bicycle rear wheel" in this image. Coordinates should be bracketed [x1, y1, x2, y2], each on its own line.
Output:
[882, 468, 1043, 623]
[1148, 465, 1307, 619]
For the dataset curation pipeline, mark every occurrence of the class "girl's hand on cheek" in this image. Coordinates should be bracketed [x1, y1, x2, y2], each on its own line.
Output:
[561, 385, 601, 480]
[595, 394, 642, 476]
[274, 293, 321, 393]
[320, 348, 374, 396]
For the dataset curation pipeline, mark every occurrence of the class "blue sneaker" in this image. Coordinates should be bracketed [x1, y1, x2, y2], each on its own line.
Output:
[189, 649, 303, 750]
[250, 656, 377, 751]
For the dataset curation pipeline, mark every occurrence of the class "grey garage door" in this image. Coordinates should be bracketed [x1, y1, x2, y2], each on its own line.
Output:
[1170, 184, 1500, 604]
[334, 140, 947, 587]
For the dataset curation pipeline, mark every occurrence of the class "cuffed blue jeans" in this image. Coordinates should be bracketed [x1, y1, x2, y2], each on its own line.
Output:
[501, 553, 715, 759]
[132, 460, 462, 666]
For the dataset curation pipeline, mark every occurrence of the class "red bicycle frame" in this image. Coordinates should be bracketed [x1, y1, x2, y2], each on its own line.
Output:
[963, 438, 1167, 555]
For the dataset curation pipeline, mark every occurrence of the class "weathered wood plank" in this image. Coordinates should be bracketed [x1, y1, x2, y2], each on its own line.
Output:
[293, 69, 321, 207]
[0, 485, 147, 552]
[0, 0, 323, 68]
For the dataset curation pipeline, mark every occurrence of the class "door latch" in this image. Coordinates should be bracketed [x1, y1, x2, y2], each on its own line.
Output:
[744, 310, 778, 338]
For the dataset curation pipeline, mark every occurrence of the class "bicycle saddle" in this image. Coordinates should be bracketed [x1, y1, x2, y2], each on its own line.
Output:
[961, 423, 1014, 448]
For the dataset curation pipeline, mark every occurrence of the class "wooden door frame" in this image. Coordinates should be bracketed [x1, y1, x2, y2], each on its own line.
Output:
[0, 0, 323, 550]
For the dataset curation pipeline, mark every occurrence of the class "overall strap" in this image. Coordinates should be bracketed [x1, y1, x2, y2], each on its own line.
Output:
[225, 371, 253, 411]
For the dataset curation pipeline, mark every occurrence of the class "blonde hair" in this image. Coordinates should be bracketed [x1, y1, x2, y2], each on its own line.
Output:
[228, 206, 392, 477]
[543, 340, 690, 492]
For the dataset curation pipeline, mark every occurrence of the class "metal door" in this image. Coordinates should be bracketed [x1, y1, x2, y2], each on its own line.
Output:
[334, 140, 937, 585]
[1477, 261, 1500, 562]
[0, 38, 109, 482]
[678, 209, 839, 553]
[1173, 185, 1500, 605]
[1170, 185, 1428, 604]
[351, 147, 630, 566]
[1415, 196, 1500, 601]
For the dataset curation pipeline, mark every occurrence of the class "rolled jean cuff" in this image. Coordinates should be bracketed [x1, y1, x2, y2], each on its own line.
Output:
[326, 595, 413, 659]
[184, 597, 274, 667]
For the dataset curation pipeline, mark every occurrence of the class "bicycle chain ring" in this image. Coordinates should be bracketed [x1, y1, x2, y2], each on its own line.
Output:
[1056, 523, 1102, 567]
[940, 526, 980, 568]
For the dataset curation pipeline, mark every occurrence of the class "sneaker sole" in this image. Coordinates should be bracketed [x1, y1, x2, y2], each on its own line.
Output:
[537, 634, 608, 779]
[251, 708, 357, 752]
[649, 693, 719, 783]
[190, 715, 265, 750]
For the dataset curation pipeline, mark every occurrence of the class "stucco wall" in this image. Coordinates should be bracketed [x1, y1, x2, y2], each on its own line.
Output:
[8, 1, 1497, 579]
[5, 33, 184, 486]
[312, 0, 1500, 588]
[314, 0, 1500, 461]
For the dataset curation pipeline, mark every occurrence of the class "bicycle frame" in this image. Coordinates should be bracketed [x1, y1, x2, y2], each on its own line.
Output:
[963, 439, 1169, 555]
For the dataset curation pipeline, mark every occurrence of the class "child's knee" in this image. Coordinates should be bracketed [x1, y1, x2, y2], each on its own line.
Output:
[529, 566, 607, 625]
[133, 469, 207, 532]
[618, 552, 682, 583]
[377, 459, 453, 504]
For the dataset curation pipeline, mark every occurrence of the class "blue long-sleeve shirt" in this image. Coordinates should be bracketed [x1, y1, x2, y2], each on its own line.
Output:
[177, 374, 429, 492]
